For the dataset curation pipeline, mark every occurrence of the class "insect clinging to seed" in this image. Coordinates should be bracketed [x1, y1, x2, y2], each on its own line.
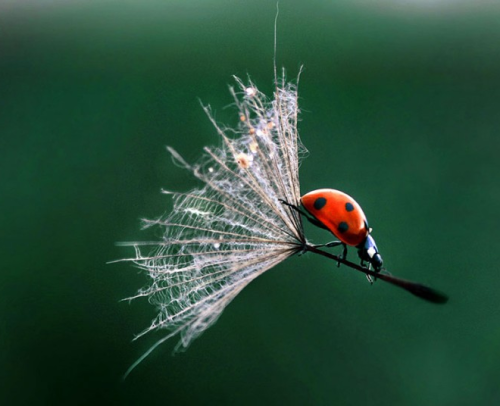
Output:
[116, 20, 447, 376]
[116, 69, 447, 376]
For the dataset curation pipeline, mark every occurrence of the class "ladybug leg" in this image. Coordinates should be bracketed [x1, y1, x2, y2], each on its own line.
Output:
[337, 243, 348, 268]
[314, 240, 342, 248]
[365, 264, 374, 284]
[306, 216, 330, 231]
[313, 241, 347, 268]
[359, 259, 374, 284]
[279, 199, 329, 230]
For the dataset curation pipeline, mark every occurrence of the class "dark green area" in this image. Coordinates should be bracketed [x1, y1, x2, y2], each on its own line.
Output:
[1, 1, 500, 405]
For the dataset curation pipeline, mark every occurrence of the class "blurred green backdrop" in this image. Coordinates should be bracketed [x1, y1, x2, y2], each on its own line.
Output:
[1, 1, 500, 405]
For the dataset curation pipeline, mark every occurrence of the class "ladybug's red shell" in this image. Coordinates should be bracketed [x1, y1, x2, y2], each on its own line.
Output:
[301, 189, 369, 247]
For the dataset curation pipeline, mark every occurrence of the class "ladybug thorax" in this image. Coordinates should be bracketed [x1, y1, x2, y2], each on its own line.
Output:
[301, 188, 369, 247]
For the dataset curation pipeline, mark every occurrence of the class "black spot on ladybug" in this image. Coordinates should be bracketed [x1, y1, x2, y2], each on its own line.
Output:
[345, 202, 354, 212]
[338, 222, 349, 233]
[314, 197, 327, 210]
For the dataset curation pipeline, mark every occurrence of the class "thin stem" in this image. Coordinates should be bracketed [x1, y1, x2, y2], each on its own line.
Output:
[304, 244, 448, 304]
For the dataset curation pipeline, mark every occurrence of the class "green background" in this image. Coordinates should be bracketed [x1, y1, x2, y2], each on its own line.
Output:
[2, 1, 500, 405]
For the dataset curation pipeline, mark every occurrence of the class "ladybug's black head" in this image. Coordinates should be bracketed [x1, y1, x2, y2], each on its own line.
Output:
[358, 235, 383, 272]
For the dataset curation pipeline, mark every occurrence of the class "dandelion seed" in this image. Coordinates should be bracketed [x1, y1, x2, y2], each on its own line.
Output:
[249, 141, 259, 153]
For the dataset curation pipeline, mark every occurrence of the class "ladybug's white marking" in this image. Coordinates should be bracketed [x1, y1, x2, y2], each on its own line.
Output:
[367, 246, 377, 258]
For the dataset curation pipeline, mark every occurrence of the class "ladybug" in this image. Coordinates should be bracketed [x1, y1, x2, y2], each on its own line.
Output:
[280, 192, 449, 302]
[299, 189, 383, 273]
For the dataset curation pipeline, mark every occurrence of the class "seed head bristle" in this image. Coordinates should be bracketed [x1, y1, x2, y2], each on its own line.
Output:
[124, 71, 308, 370]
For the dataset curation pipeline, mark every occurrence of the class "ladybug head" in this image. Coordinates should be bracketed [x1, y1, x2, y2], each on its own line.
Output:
[358, 235, 383, 272]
